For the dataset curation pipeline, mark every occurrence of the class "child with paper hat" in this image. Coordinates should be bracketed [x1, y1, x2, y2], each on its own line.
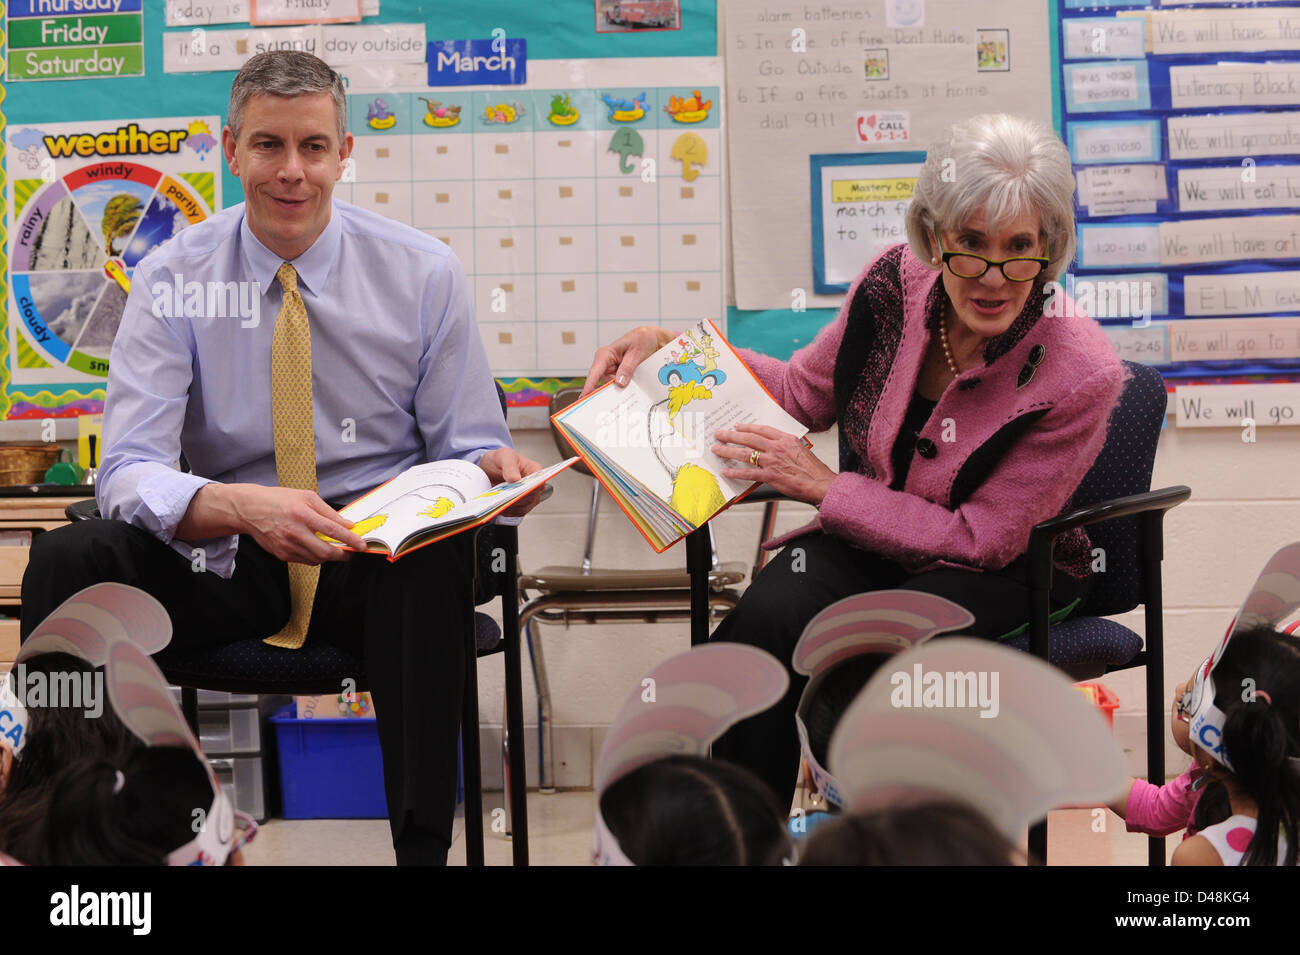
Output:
[0, 583, 252, 865]
[593, 643, 793, 865]
[792, 590, 974, 815]
[1155, 542, 1300, 866]
[798, 637, 1128, 865]
[1102, 543, 1300, 863]
[0, 583, 160, 861]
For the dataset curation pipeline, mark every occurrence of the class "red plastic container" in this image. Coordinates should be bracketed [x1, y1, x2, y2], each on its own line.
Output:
[1074, 681, 1120, 729]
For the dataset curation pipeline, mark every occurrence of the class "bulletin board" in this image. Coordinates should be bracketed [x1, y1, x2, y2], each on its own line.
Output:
[722, 0, 1056, 312]
[0, 0, 719, 419]
[1058, 0, 1300, 382]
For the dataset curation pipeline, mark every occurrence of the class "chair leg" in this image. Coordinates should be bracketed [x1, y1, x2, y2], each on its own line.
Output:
[1029, 820, 1047, 865]
[501, 694, 512, 838]
[1141, 512, 1168, 867]
[462, 617, 485, 867]
[500, 525, 529, 866]
[181, 686, 199, 736]
[687, 526, 710, 647]
[525, 618, 556, 792]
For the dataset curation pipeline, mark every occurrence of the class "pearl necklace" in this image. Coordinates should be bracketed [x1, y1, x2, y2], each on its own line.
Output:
[938, 315, 962, 378]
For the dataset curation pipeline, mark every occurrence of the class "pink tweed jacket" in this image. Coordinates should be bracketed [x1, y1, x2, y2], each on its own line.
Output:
[739, 244, 1126, 576]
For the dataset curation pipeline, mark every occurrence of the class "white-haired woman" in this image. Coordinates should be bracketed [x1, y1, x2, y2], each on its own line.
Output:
[582, 114, 1125, 801]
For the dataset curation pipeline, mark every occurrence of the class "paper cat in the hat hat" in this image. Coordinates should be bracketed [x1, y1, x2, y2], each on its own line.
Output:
[593, 643, 789, 865]
[1183, 541, 1300, 771]
[792, 590, 974, 809]
[1, 582, 171, 763]
[827, 638, 1128, 843]
[2, 583, 245, 865]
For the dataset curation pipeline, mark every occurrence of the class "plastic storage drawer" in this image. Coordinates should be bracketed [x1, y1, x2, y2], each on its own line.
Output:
[198, 707, 262, 755]
[210, 756, 267, 822]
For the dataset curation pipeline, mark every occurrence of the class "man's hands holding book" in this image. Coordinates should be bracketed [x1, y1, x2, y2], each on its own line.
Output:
[479, 448, 548, 517]
[179, 484, 366, 565]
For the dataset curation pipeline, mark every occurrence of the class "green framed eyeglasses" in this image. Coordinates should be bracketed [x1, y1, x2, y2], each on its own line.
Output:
[935, 233, 1050, 283]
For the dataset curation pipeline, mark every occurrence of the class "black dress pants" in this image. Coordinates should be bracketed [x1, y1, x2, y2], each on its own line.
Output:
[20, 517, 474, 866]
[708, 532, 1090, 806]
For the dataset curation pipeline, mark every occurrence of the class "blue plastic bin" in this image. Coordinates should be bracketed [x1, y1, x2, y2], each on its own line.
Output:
[271, 705, 388, 819]
[270, 705, 464, 819]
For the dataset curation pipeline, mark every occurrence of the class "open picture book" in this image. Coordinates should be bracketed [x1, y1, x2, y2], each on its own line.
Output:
[323, 456, 577, 560]
[554, 319, 809, 552]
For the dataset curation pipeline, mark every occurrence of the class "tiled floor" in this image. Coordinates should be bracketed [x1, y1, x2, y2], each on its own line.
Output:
[242, 791, 1180, 866]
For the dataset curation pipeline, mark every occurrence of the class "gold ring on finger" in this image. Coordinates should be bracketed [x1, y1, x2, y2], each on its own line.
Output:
[750, 449, 761, 467]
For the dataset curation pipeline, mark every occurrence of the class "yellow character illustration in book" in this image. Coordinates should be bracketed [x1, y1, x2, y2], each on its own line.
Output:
[649, 324, 728, 526]
[419, 498, 456, 519]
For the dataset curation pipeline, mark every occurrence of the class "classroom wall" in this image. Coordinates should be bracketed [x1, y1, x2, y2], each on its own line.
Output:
[476, 415, 1300, 788]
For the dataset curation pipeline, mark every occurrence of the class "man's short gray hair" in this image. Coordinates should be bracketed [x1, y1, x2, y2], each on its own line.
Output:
[905, 114, 1077, 281]
[228, 51, 347, 144]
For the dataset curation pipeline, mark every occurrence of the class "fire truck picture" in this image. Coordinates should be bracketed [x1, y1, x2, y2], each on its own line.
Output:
[603, 1, 679, 29]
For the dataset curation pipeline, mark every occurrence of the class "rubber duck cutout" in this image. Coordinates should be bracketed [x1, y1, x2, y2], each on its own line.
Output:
[664, 90, 712, 123]
[418, 98, 462, 128]
[548, 93, 579, 126]
[670, 132, 707, 182]
[366, 98, 397, 130]
[482, 101, 525, 125]
[608, 127, 645, 174]
[601, 92, 647, 122]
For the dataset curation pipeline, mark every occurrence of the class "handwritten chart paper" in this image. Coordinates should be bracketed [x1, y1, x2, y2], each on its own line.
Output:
[1104, 325, 1171, 365]
[1169, 63, 1300, 109]
[1184, 272, 1300, 316]
[1077, 223, 1161, 268]
[1169, 319, 1300, 361]
[812, 154, 922, 292]
[1167, 111, 1300, 160]
[1176, 164, 1300, 212]
[724, 0, 1053, 309]
[1175, 384, 1300, 428]
[1148, 7, 1300, 55]
[1158, 214, 1300, 266]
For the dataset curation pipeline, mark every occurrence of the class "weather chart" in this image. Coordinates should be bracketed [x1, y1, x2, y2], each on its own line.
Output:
[4, 116, 221, 418]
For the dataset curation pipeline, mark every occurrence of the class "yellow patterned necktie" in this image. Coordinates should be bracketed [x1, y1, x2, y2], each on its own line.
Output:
[264, 262, 319, 650]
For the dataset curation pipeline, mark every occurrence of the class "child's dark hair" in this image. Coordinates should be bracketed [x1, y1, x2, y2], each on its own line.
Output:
[0, 652, 136, 863]
[1192, 626, 1300, 866]
[37, 745, 216, 866]
[797, 801, 1023, 865]
[804, 653, 890, 767]
[599, 754, 791, 865]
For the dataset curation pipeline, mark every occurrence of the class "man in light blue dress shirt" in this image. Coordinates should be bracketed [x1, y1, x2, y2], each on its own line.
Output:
[21, 51, 545, 865]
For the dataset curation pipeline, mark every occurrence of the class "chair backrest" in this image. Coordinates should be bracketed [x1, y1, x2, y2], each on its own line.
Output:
[1070, 361, 1169, 617]
[549, 385, 593, 478]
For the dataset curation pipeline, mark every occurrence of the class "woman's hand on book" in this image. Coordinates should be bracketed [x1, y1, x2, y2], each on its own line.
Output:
[582, 325, 677, 396]
[480, 448, 547, 517]
[713, 424, 837, 506]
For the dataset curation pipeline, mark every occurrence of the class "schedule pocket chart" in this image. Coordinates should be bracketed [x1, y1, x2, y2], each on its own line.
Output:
[339, 59, 724, 378]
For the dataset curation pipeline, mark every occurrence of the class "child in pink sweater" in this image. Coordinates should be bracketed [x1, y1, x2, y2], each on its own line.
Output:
[1109, 675, 1205, 838]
